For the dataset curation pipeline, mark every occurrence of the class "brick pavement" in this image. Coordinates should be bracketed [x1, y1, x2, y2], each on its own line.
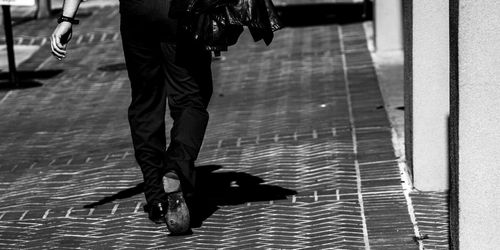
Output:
[0, 4, 448, 249]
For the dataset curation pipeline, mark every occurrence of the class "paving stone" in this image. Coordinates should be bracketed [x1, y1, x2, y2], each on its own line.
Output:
[0, 5, 443, 249]
[410, 192, 449, 249]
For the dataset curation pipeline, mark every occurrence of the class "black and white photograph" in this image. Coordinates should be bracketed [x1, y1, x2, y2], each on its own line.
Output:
[0, 0, 497, 249]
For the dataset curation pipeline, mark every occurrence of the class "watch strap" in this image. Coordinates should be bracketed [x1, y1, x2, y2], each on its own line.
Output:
[57, 15, 80, 25]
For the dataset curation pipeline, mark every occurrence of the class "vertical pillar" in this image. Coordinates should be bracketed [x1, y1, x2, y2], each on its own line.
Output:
[457, 1, 500, 248]
[2, 5, 19, 86]
[374, 0, 403, 52]
[409, 0, 450, 191]
[35, 0, 51, 18]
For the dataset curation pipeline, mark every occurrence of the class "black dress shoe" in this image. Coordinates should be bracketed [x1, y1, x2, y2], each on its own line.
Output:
[143, 202, 167, 224]
[162, 172, 191, 235]
[165, 191, 191, 235]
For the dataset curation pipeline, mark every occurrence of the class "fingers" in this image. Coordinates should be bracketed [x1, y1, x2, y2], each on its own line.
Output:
[50, 23, 72, 60]
[51, 34, 67, 60]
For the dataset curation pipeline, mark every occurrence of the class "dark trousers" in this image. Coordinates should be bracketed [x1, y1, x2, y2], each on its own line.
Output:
[120, 0, 213, 204]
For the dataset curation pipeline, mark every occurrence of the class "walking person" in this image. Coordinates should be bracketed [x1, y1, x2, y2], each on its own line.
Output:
[50, 0, 213, 235]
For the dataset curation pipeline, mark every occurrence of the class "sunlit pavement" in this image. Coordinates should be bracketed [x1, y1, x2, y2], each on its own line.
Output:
[0, 3, 448, 249]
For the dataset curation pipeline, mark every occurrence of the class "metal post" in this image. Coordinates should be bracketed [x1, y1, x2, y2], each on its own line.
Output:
[2, 5, 18, 87]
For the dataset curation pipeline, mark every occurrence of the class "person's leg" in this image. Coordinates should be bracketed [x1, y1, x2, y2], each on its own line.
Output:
[160, 42, 213, 195]
[120, 17, 168, 206]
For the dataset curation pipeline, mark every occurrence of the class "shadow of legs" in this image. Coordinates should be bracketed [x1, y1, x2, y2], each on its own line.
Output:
[190, 165, 297, 227]
[83, 183, 144, 208]
[82, 164, 297, 228]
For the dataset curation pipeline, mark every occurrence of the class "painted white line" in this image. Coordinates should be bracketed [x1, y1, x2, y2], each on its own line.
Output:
[274, 134, 279, 143]
[65, 207, 74, 218]
[100, 33, 108, 42]
[122, 151, 131, 159]
[19, 210, 29, 220]
[76, 35, 84, 45]
[358, 159, 399, 166]
[10, 165, 18, 172]
[111, 204, 119, 215]
[0, 91, 13, 106]
[35, 55, 54, 71]
[313, 190, 401, 198]
[314, 191, 318, 202]
[338, 25, 370, 250]
[88, 33, 95, 43]
[217, 140, 223, 148]
[0, 212, 5, 220]
[134, 202, 142, 213]
[332, 127, 337, 136]
[108, 9, 119, 19]
[292, 195, 296, 203]
[293, 131, 298, 141]
[255, 135, 260, 144]
[88, 208, 95, 216]
[344, 64, 373, 70]
[336, 189, 340, 201]
[42, 209, 51, 219]
[312, 129, 318, 139]
[236, 137, 241, 147]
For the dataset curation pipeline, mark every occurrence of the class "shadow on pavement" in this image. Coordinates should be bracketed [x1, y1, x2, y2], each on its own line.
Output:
[277, 2, 372, 27]
[83, 183, 145, 209]
[0, 70, 63, 91]
[83, 165, 297, 228]
[97, 63, 128, 72]
[190, 165, 297, 227]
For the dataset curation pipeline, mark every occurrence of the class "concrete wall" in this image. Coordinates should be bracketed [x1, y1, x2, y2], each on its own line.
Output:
[411, 0, 449, 191]
[458, 1, 500, 248]
[374, 0, 403, 52]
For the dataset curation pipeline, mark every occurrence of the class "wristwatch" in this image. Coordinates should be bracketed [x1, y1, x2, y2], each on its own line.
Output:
[57, 15, 80, 25]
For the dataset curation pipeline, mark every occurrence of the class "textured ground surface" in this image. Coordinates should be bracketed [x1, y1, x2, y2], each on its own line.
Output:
[0, 4, 448, 250]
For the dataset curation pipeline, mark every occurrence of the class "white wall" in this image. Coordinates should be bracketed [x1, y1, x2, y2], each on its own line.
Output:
[459, 1, 500, 248]
[412, 0, 450, 191]
[374, 0, 403, 52]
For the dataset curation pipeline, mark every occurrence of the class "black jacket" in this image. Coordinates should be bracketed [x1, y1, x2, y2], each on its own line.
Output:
[170, 0, 282, 52]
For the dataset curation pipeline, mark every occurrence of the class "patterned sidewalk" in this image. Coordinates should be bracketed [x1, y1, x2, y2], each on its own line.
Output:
[0, 5, 447, 249]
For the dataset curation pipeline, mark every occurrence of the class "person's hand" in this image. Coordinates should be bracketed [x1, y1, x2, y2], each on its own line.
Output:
[50, 22, 73, 60]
